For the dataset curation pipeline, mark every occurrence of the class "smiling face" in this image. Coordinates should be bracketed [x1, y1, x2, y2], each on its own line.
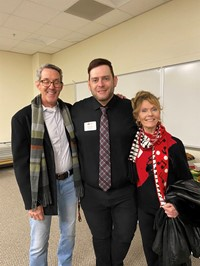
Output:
[36, 68, 63, 107]
[88, 65, 118, 106]
[137, 100, 161, 134]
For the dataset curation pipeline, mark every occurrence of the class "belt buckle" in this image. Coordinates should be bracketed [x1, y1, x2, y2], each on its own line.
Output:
[56, 169, 72, 180]
[56, 172, 66, 180]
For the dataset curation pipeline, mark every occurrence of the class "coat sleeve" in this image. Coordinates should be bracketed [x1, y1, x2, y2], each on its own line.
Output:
[11, 108, 32, 210]
[168, 137, 193, 186]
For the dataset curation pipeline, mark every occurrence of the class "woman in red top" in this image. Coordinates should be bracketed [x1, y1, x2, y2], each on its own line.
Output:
[129, 90, 192, 266]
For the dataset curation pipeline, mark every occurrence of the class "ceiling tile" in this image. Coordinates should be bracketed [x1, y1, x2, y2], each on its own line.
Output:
[96, 0, 131, 8]
[38, 45, 63, 54]
[119, 0, 170, 16]
[36, 24, 70, 39]
[0, 27, 31, 40]
[30, 0, 79, 12]
[0, 13, 9, 25]
[26, 34, 57, 46]
[48, 12, 89, 31]
[13, 1, 59, 23]
[10, 40, 44, 54]
[0, 36, 20, 50]
[62, 31, 89, 42]
[0, 0, 23, 14]
[47, 39, 73, 49]
[77, 21, 108, 36]
[95, 9, 131, 27]
[4, 15, 42, 32]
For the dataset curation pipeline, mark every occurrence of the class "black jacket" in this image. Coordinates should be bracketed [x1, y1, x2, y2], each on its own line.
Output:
[166, 179, 200, 226]
[11, 102, 72, 215]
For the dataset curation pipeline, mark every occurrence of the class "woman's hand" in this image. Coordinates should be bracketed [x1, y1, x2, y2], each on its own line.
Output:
[162, 203, 179, 218]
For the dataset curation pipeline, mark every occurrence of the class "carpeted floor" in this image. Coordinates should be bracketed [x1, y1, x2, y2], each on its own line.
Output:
[0, 167, 199, 266]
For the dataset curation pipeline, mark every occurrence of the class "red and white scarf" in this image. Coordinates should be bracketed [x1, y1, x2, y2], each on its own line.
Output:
[129, 124, 176, 206]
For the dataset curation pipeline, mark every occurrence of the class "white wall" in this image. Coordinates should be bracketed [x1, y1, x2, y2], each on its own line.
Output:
[0, 52, 32, 141]
[0, 52, 52, 142]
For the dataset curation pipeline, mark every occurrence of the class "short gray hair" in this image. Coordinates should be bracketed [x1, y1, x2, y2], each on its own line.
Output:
[36, 63, 63, 81]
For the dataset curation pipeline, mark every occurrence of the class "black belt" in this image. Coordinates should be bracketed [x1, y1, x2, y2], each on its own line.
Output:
[56, 169, 73, 180]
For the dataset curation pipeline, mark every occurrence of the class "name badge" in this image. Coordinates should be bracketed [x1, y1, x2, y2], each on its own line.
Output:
[84, 121, 97, 131]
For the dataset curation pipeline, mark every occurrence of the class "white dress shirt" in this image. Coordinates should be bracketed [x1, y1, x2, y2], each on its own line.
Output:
[43, 105, 72, 174]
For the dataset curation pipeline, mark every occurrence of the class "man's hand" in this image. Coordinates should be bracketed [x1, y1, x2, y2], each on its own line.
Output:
[28, 205, 44, 220]
[116, 93, 127, 99]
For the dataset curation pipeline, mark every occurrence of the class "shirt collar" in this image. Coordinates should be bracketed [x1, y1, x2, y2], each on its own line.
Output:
[42, 102, 59, 113]
[92, 94, 118, 111]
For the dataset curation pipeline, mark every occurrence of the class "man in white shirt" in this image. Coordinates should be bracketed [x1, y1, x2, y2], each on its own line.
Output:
[11, 64, 83, 266]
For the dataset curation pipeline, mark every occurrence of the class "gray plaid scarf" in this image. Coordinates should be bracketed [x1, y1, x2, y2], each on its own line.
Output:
[30, 94, 83, 209]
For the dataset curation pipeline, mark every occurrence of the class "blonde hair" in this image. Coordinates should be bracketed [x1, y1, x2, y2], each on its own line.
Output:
[131, 90, 162, 122]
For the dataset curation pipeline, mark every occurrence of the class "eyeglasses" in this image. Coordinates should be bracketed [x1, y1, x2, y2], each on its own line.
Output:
[40, 79, 63, 88]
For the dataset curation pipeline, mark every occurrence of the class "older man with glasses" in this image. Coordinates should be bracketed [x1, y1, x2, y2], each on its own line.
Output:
[11, 63, 83, 266]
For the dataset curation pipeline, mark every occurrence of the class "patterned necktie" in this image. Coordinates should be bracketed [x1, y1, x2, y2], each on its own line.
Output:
[99, 107, 111, 191]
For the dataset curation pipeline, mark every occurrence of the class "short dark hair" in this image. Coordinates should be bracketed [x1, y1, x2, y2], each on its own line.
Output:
[36, 63, 63, 82]
[87, 58, 115, 78]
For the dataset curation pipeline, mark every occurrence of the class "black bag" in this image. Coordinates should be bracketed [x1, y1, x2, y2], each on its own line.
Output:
[153, 208, 191, 266]
[183, 222, 200, 258]
[164, 217, 191, 266]
[153, 179, 200, 265]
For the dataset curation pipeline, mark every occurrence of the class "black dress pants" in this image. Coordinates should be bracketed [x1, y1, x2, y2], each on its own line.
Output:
[138, 208, 160, 266]
[81, 184, 138, 266]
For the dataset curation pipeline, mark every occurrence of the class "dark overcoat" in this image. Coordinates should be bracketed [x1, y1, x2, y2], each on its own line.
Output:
[11, 102, 72, 215]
